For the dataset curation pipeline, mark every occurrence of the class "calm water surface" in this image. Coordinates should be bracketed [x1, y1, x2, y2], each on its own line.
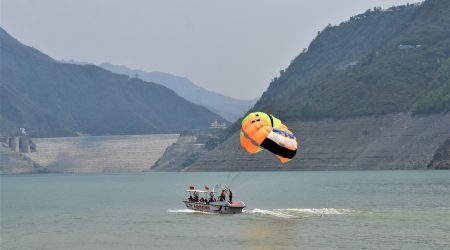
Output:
[1, 171, 449, 250]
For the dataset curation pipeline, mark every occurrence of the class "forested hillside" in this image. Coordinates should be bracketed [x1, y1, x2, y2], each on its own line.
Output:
[184, 0, 450, 172]
[254, 0, 450, 120]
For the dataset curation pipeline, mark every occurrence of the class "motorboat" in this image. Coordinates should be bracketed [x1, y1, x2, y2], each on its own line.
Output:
[183, 185, 245, 214]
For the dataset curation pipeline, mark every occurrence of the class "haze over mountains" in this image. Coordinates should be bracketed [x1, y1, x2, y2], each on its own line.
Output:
[99, 63, 256, 122]
[0, 27, 224, 137]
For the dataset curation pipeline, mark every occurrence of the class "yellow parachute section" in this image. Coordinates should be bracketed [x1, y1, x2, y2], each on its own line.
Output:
[240, 112, 298, 164]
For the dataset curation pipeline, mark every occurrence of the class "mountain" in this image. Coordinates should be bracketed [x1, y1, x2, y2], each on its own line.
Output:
[254, 0, 450, 119]
[0, 27, 224, 137]
[99, 63, 256, 122]
[180, 0, 450, 171]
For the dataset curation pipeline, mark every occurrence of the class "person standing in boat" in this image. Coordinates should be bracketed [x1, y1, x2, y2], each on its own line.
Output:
[229, 190, 233, 203]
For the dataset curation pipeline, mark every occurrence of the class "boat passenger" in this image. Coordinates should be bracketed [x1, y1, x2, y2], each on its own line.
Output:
[193, 192, 199, 202]
[188, 195, 193, 201]
[229, 190, 233, 203]
[219, 190, 226, 201]
[200, 197, 205, 202]
[209, 192, 215, 203]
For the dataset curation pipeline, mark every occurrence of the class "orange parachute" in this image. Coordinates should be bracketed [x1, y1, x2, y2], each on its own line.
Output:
[240, 112, 298, 164]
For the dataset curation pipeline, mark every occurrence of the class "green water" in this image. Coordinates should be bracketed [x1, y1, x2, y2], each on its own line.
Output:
[1, 171, 449, 250]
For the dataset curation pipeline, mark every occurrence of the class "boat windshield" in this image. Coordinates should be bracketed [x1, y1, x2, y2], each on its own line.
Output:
[186, 187, 216, 202]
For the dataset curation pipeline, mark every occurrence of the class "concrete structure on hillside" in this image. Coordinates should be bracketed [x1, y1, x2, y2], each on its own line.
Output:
[0, 143, 45, 174]
[0, 130, 43, 174]
[0, 130, 37, 153]
[210, 120, 227, 129]
[398, 44, 422, 49]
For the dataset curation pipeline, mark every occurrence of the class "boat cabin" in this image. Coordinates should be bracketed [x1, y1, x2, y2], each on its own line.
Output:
[185, 185, 232, 203]
[183, 185, 245, 214]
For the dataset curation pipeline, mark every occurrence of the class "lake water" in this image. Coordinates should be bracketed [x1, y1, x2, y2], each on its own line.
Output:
[1, 171, 449, 250]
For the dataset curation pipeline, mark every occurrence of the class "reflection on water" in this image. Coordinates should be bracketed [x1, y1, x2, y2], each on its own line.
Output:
[243, 213, 298, 250]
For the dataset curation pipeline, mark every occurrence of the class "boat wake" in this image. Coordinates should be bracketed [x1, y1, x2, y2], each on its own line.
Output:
[167, 208, 356, 218]
[244, 208, 356, 219]
[167, 209, 209, 214]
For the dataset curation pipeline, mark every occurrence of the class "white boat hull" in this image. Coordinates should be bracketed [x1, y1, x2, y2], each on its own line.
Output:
[183, 200, 245, 214]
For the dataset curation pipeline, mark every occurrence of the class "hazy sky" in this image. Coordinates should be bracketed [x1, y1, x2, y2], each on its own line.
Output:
[2, 0, 413, 99]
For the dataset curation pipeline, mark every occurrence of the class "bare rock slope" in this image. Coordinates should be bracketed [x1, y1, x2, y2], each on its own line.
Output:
[427, 137, 450, 169]
[150, 133, 208, 171]
[185, 113, 450, 171]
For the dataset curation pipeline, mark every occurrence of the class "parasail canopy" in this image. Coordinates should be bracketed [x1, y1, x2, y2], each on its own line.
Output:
[240, 112, 298, 164]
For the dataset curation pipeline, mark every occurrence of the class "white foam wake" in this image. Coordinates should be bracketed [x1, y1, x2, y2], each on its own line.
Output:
[245, 208, 355, 218]
[167, 209, 209, 214]
[245, 208, 295, 218]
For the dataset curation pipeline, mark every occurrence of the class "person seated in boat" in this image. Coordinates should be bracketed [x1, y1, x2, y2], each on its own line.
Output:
[193, 192, 199, 202]
[209, 192, 215, 203]
[188, 194, 193, 201]
[219, 190, 226, 201]
[200, 197, 205, 202]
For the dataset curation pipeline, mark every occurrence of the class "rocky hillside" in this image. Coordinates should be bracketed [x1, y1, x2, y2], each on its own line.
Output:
[186, 113, 450, 171]
[0, 28, 224, 137]
[183, 0, 450, 171]
[427, 137, 450, 169]
[100, 63, 256, 122]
